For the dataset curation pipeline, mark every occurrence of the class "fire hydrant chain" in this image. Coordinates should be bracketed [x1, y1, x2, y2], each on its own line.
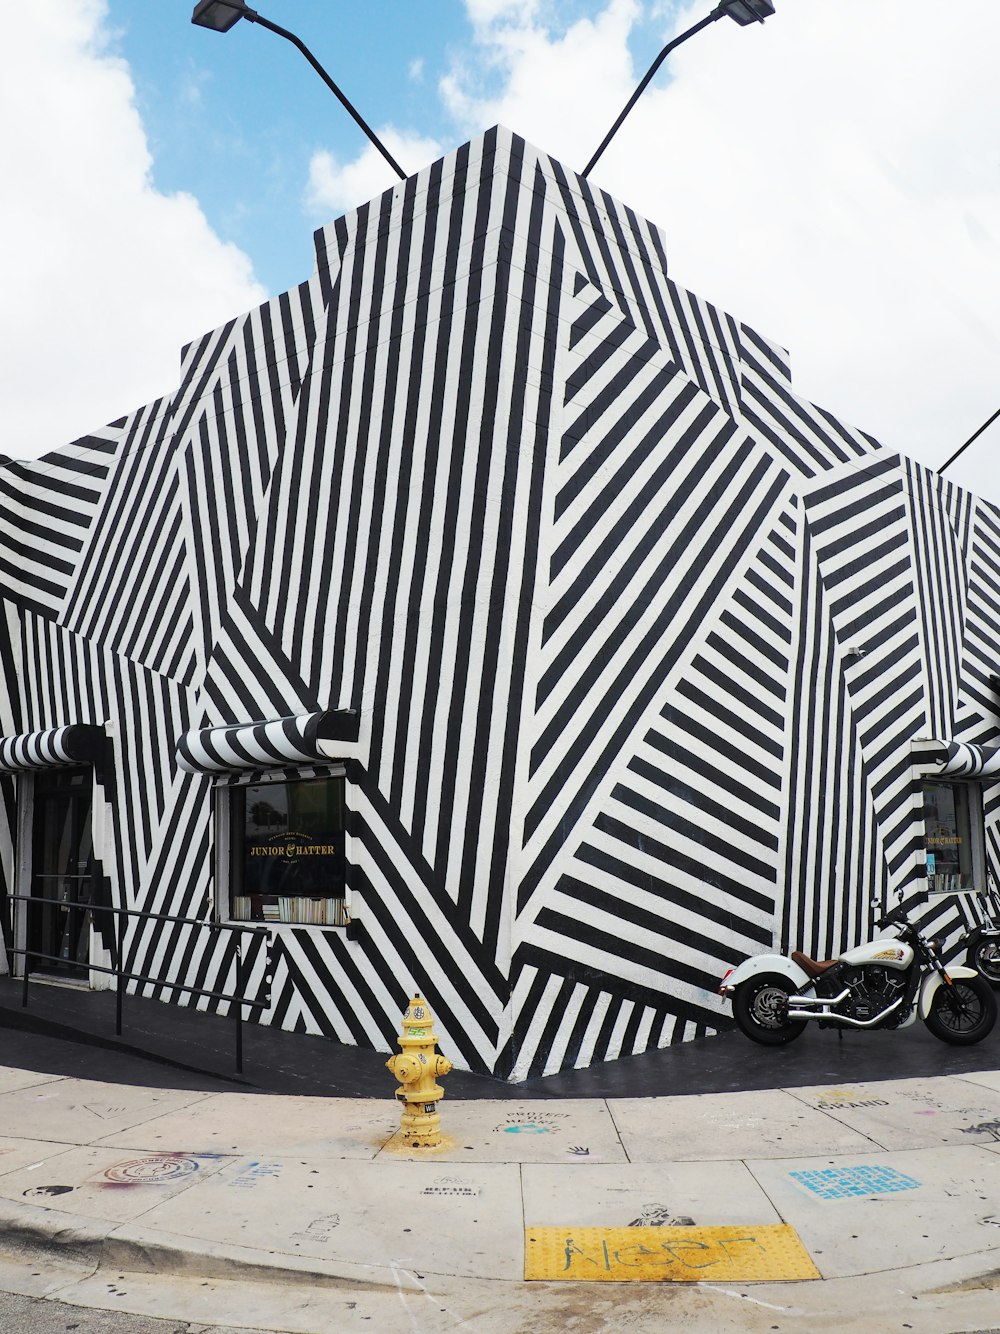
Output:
[385, 995, 452, 1148]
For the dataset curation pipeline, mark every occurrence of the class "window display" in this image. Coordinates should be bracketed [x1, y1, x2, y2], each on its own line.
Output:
[229, 776, 347, 925]
[923, 781, 977, 893]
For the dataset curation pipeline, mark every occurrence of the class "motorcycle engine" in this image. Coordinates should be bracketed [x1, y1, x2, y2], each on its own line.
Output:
[837, 966, 909, 1027]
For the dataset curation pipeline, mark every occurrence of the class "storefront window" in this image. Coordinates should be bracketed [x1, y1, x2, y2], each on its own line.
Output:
[229, 776, 347, 925]
[923, 781, 978, 893]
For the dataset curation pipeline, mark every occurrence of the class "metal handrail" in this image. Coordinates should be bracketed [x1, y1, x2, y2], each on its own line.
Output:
[6, 894, 269, 1074]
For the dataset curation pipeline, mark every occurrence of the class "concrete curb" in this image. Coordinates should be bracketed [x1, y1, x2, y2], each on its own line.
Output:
[0, 1198, 418, 1292]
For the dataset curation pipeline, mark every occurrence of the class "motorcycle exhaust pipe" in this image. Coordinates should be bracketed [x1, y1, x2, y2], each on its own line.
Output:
[785, 988, 849, 1008]
[787, 997, 904, 1028]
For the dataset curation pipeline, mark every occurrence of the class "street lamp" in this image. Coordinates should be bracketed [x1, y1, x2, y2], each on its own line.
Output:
[191, 0, 243, 32]
[725, 0, 777, 23]
[582, 0, 775, 178]
[191, 0, 406, 181]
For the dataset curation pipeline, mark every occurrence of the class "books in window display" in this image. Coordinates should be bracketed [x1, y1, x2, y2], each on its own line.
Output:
[233, 896, 344, 925]
[285, 897, 347, 925]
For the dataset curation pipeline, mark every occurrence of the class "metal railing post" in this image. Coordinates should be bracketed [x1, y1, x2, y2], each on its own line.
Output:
[234, 938, 245, 1074]
[115, 904, 125, 1036]
[20, 897, 30, 1008]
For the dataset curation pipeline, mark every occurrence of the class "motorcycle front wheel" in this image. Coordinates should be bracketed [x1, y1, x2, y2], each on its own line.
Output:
[968, 937, 1000, 988]
[924, 976, 997, 1045]
[732, 975, 807, 1046]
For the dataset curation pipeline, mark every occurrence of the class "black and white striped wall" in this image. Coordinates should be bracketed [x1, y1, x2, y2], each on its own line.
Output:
[1, 126, 997, 1078]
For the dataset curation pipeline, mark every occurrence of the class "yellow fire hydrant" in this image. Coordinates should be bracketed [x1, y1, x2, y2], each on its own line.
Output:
[385, 995, 452, 1148]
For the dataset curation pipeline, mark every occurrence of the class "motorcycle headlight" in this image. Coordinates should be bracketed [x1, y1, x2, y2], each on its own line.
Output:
[928, 938, 944, 955]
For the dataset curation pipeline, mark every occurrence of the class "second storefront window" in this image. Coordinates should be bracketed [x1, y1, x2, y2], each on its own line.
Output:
[922, 780, 982, 894]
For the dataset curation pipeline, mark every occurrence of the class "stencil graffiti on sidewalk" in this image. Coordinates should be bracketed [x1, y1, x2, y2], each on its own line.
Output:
[23, 1185, 74, 1199]
[627, 1204, 696, 1228]
[789, 1165, 921, 1199]
[421, 1176, 481, 1197]
[896, 1090, 949, 1108]
[810, 1089, 867, 1104]
[103, 1154, 201, 1184]
[962, 1119, 1000, 1142]
[525, 1225, 819, 1282]
[814, 1098, 889, 1110]
[496, 1113, 570, 1135]
[227, 1161, 282, 1189]
[292, 1214, 340, 1242]
[812, 1088, 890, 1110]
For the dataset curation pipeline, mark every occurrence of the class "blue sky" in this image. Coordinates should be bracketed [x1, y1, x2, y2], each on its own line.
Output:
[115, 0, 654, 295]
[116, 1, 461, 292]
[3, 0, 1000, 501]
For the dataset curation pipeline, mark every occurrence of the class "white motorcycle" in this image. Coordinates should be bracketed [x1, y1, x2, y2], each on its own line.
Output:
[960, 885, 1000, 987]
[719, 890, 997, 1047]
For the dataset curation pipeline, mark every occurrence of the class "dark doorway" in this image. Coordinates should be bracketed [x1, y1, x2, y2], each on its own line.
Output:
[29, 768, 95, 979]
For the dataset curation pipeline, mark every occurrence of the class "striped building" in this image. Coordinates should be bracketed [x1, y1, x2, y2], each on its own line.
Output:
[1, 127, 998, 1079]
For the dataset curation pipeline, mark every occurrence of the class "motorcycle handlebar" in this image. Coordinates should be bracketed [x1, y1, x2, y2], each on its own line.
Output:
[876, 904, 909, 931]
[875, 891, 928, 932]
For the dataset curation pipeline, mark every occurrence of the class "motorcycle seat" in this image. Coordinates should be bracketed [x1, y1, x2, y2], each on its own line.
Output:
[791, 950, 839, 979]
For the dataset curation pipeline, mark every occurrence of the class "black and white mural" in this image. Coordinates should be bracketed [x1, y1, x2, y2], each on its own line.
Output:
[1, 127, 998, 1079]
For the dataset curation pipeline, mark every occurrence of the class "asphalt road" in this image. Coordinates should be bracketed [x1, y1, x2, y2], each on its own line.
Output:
[0, 1288, 998, 1334]
[0, 1289, 276, 1334]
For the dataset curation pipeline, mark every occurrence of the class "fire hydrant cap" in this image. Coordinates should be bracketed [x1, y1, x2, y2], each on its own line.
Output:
[386, 1052, 422, 1084]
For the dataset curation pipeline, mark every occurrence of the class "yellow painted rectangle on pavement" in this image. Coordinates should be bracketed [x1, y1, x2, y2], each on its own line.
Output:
[524, 1224, 819, 1282]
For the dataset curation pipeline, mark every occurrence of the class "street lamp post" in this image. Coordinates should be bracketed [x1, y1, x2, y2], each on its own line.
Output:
[191, 0, 406, 181]
[582, 0, 775, 179]
[938, 407, 1000, 475]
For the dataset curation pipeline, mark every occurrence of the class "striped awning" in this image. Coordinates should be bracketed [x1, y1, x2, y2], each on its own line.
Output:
[176, 710, 359, 775]
[0, 725, 106, 773]
[925, 741, 1000, 779]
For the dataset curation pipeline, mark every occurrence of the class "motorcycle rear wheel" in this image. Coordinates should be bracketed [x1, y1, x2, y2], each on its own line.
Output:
[968, 938, 1000, 988]
[733, 974, 807, 1046]
[924, 976, 997, 1045]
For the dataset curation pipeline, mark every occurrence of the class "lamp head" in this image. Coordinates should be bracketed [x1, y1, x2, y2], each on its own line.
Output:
[191, 0, 249, 32]
[721, 0, 776, 24]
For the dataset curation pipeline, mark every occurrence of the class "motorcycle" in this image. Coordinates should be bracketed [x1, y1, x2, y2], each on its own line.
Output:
[719, 890, 997, 1047]
[963, 885, 1000, 988]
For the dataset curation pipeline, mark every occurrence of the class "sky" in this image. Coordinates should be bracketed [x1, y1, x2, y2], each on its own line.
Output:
[2, 0, 999, 502]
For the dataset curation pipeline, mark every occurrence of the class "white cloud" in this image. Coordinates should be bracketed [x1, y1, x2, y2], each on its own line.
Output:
[441, 0, 640, 159]
[465, 0, 541, 28]
[178, 65, 210, 110]
[305, 130, 445, 219]
[434, 0, 1000, 502]
[0, 0, 266, 459]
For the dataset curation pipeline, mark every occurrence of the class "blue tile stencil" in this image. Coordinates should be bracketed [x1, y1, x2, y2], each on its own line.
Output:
[789, 1165, 921, 1199]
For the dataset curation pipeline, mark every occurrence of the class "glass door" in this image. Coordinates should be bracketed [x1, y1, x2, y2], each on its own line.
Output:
[29, 768, 94, 979]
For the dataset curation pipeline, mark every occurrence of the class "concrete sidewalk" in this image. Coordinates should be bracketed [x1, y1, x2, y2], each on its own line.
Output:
[0, 1067, 999, 1331]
